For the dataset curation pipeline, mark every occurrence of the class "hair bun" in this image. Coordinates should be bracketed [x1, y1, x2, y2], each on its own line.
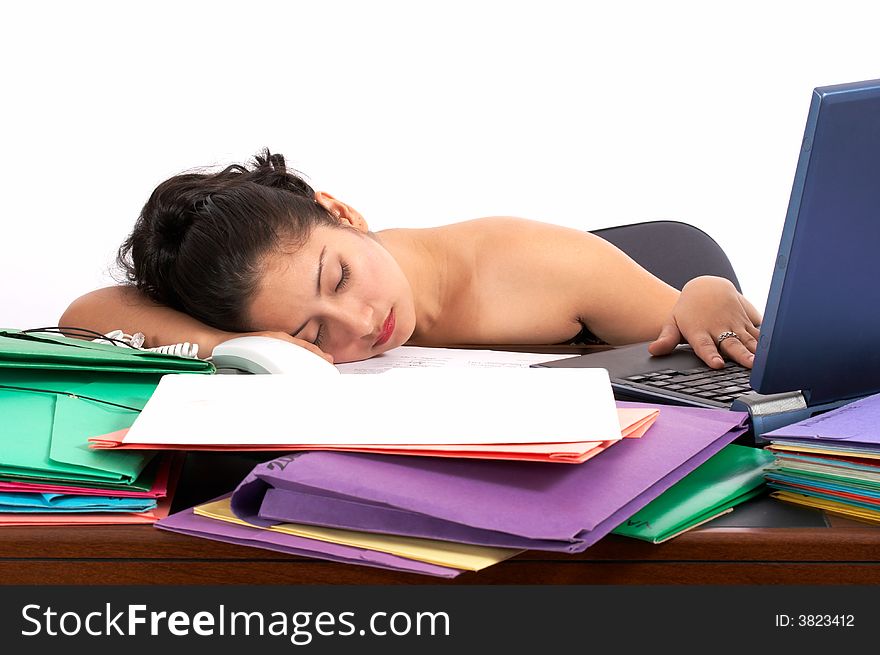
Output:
[145, 174, 210, 254]
[153, 202, 195, 247]
[253, 149, 287, 174]
[247, 148, 315, 197]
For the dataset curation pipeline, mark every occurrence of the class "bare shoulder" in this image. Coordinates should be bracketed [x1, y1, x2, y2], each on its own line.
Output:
[437, 215, 589, 241]
[433, 216, 606, 263]
[418, 217, 619, 344]
[424, 216, 677, 345]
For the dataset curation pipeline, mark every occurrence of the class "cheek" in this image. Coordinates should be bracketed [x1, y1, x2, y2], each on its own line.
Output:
[358, 250, 401, 299]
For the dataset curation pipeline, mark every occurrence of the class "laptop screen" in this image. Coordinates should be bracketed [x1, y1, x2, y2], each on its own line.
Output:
[751, 79, 880, 405]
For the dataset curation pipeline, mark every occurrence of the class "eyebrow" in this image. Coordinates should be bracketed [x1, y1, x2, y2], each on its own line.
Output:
[291, 245, 326, 339]
[316, 245, 326, 297]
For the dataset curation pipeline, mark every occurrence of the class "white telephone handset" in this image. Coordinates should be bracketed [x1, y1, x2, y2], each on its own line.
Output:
[209, 336, 338, 376]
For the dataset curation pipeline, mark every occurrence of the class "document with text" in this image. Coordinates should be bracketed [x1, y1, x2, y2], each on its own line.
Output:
[335, 346, 578, 374]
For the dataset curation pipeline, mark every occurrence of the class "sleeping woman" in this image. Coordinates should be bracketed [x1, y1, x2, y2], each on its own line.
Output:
[60, 149, 762, 367]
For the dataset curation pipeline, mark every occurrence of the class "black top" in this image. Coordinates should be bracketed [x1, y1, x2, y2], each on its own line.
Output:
[562, 322, 605, 345]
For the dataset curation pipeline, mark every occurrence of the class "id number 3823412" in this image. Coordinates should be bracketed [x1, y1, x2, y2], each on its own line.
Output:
[774, 614, 854, 628]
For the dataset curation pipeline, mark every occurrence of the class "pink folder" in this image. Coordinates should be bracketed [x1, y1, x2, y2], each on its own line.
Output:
[0, 454, 175, 498]
[88, 408, 659, 463]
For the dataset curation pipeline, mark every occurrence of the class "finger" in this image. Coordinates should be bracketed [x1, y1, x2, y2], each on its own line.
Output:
[293, 340, 334, 364]
[737, 329, 759, 354]
[741, 296, 763, 327]
[689, 333, 726, 369]
[743, 323, 761, 341]
[648, 321, 683, 356]
[720, 336, 756, 368]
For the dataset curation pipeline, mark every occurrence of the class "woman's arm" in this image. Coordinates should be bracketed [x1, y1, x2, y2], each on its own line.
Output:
[545, 230, 762, 368]
[447, 217, 761, 368]
[58, 286, 333, 361]
[59, 286, 237, 354]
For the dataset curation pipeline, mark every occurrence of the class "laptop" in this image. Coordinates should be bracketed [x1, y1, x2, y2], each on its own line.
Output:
[537, 79, 880, 439]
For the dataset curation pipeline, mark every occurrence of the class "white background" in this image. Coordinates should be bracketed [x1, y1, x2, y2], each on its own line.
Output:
[2, 0, 878, 330]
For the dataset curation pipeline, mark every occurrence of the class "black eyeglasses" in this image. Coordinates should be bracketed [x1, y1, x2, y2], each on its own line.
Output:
[17, 326, 139, 348]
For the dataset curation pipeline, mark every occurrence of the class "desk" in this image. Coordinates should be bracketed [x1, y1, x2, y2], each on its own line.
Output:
[3, 454, 880, 585]
[3, 345, 879, 586]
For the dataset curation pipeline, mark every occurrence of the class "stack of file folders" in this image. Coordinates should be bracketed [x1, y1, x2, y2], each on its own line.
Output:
[0, 329, 213, 525]
[763, 392, 880, 524]
[90, 368, 648, 463]
[156, 400, 754, 578]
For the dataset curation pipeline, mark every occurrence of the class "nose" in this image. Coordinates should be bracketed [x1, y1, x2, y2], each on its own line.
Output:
[329, 298, 375, 342]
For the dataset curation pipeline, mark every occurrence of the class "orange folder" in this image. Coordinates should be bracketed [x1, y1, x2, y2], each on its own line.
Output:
[88, 408, 659, 464]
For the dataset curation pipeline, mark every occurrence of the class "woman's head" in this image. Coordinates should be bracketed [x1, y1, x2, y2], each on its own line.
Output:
[118, 149, 417, 362]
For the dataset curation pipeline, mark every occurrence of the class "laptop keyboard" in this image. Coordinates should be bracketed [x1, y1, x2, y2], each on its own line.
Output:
[622, 361, 753, 404]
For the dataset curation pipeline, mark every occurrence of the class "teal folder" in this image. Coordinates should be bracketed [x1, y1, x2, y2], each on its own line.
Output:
[0, 492, 156, 513]
[0, 329, 215, 374]
[0, 330, 213, 488]
[612, 444, 775, 543]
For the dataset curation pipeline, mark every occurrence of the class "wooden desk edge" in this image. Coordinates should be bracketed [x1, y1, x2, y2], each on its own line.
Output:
[2, 524, 878, 563]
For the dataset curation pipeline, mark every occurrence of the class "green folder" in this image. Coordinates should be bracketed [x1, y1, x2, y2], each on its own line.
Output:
[0, 330, 214, 488]
[0, 329, 215, 374]
[612, 444, 775, 543]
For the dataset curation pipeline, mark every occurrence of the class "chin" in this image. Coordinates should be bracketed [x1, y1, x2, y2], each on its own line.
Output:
[394, 312, 417, 347]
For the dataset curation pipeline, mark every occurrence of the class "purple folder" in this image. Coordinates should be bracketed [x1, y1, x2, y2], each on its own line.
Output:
[156, 497, 462, 578]
[231, 402, 749, 553]
[765, 392, 880, 444]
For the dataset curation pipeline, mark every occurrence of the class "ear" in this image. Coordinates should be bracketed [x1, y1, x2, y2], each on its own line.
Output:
[314, 191, 369, 232]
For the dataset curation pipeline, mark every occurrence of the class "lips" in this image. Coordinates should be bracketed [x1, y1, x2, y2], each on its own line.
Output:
[374, 309, 395, 347]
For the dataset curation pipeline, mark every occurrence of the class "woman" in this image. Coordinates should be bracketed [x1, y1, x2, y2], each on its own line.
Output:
[60, 150, 762, 367]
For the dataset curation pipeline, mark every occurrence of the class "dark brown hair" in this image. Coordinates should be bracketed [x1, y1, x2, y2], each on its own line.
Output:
[117, 149, 338, 332]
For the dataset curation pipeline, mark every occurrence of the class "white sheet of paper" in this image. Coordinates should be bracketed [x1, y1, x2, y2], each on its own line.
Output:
[124, 368, 618, 446]
[334, 346, 578, 374]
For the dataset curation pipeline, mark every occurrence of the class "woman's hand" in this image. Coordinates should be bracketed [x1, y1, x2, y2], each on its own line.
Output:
[647, 276, 762, 369]
[210, 330, 334, 364]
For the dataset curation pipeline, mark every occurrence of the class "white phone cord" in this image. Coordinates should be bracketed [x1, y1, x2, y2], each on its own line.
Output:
[145, 341, 200, 358]
[94, 330, 200, 358]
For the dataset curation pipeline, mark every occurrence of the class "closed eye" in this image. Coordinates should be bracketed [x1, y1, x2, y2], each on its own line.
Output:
[312, 324, 325, 348]
[335, 261, 351, 292]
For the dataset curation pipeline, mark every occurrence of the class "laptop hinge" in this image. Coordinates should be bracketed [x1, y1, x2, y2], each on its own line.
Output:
[731, 390, 863, 444]
[731, 391, 808, 443]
